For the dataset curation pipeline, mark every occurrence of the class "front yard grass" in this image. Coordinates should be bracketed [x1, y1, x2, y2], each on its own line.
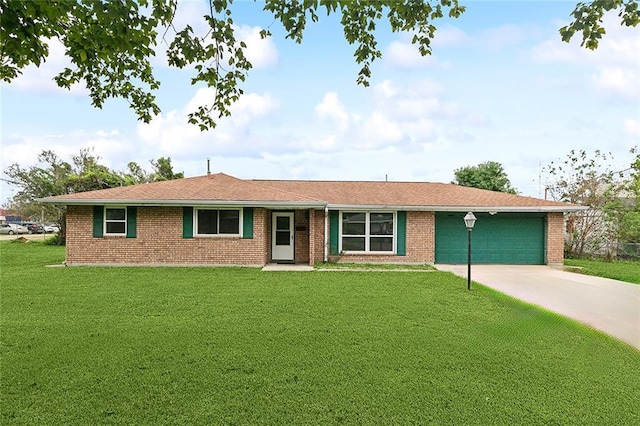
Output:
[564, 258, 640, 284]
[1, 241, 639, 424]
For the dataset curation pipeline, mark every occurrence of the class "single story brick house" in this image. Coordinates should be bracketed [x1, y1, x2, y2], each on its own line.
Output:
[39, 173, 584, 266]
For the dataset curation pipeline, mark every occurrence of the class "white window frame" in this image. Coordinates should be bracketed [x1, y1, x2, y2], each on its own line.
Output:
[339, 211, 396, 254]
[194, 207, 243, 237]
[104, 206, 127, 236]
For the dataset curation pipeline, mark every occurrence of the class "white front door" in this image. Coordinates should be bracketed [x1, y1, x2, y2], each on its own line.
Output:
[272, 212, 294, 262]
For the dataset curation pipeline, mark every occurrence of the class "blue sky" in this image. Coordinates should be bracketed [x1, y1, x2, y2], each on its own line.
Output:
[1, 0, 639, 203]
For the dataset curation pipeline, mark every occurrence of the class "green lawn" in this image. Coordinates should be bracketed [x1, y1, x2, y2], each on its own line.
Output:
[1, 241, 639, 425]
[564, 258, 640, 284]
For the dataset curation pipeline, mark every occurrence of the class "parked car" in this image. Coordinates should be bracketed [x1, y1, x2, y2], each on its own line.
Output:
[0, 224, 28, 235]
[20, 222, 45, 234]
[44, 223, 60, 233]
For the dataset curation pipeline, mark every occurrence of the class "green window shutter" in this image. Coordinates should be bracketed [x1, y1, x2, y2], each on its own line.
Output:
[329, 210, 339, 255]
[396, 211, 406, 256]
[92, 206, 104, 238]
[242, 207, 254, 239]
[126, 207, 137, 238]
[183, 207, 193, 238]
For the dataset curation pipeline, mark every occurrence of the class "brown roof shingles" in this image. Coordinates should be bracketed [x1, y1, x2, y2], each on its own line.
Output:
[254, 179, 574, 209]
[39, 173, 582, 211]
[41, 173, 322, 204]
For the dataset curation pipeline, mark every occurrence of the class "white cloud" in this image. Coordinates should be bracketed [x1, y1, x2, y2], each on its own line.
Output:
[315, 92, 349, 132]
[7, 38, 87, 95]
[374, 79, 442, 102]
[432, 26, 468, 48]
[385, 25, 469, 67]
[385, 39, 450, 69]
[530, 12, 640, 102]
[483, 24, 526, 50]
[624, 119, 640, 138]
[357, 112, 404, 149]
[373, 80, 399, 99]
[298, 79, 486, 154]
[0, 130, 133, 174]
[137, 88, 280, 157]
[592, 68, 640, 101]
[235, 25, 279, 69]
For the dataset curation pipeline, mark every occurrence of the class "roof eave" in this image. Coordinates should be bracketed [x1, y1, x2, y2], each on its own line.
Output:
[37, 198, 328, 209]
[37, 198, 586, 212]
[328, 204, 587, 212]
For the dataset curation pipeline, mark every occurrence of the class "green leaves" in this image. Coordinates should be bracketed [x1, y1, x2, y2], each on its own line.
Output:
[544, 148, 640, 256]
[3, 148, 184, 243]
[166, 1, 252, 130]
[3, 0, 635, 131]
[1, 0, 466, 130]
[559, 0, 639, 49]
[2, 0, 174, 121]
[0, 0, 72, 81]
[264, 1, 465, 88]
[452, 161, 518, 194]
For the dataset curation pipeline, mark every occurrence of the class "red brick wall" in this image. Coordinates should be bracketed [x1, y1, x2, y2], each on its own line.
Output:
[263, 211, 271, 265]
[546, 212, 564, 265]
[310, 210, 435, 265]
[308, 209, 315, 266]
[66, 206, 562, 266]
[313, 209, 326, 264]
[294, 210, 310, 263]
[312, 210, 325, 262]
[66, 206, 269, 265]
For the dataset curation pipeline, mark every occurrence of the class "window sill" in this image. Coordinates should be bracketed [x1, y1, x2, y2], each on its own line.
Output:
[194, 234, 241, 238]
[341, 251, 396, 256]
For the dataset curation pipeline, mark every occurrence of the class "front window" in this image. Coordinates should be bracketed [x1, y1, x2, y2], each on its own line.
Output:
[196, 209, 240, 236]
[105, 207, 126, 235]
[341, 212, 394, 253]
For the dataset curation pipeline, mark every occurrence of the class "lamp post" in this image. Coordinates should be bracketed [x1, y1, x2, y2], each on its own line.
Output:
[463, 212, 477, 290]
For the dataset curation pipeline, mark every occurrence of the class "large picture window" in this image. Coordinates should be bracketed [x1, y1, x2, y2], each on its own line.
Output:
[196, 209, 241, 236]
[341, 212, 394, 253]
[104, 207, 126, 235]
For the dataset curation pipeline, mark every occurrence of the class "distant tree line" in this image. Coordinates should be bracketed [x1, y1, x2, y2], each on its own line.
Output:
[2, 148, 183, 244]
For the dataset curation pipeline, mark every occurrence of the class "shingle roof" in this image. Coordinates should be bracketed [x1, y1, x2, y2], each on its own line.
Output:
[40, 173, 322, 204]
[254, 179, 568, 209]
[39, 172, 583, 212]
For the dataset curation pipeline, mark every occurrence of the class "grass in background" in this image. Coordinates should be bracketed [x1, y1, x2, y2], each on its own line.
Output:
[2, 241, 639, 424]
[564, 258, 640, 284]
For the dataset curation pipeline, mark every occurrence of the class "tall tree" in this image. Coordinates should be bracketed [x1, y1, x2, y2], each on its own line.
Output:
[3, 148, 121, 243]
[603, 148, 640, 248]
[150, 157, 184, 182]
[1, 0, 636, 130]
[544, 149, 627, 258]
[452, 161, 517, 194]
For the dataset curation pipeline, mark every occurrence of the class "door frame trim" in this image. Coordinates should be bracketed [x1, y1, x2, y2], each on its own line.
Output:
[271, 211, 295, 263]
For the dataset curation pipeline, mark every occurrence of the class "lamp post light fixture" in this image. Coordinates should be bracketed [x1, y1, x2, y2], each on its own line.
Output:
[463, 212, 477, 290]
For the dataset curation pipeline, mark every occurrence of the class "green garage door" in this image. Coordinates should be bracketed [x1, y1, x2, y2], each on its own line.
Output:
[435, 212, 546, 264]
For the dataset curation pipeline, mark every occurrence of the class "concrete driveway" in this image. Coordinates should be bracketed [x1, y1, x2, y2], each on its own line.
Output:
[437, 265, 640, 350]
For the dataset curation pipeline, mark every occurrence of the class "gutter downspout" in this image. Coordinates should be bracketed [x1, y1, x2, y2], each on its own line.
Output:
[324, 206, 329, 262]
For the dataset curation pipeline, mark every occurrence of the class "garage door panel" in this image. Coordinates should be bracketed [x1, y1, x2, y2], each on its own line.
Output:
[435, 213, 545, 264]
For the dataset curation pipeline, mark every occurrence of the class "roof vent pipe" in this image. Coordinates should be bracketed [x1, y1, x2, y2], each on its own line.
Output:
[207, 158, 211, 176]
